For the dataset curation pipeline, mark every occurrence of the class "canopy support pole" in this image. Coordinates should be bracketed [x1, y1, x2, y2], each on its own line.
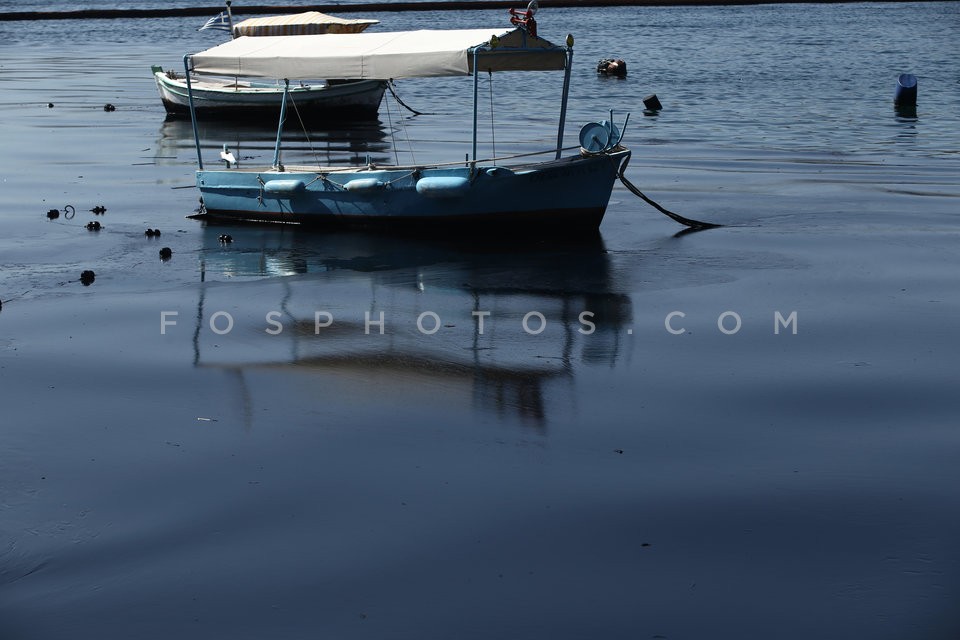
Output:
[471, 48, 481, 175]
[556, 38, 574, 160]
[273, 80, 290, 170]
[184, 54, 203, 170]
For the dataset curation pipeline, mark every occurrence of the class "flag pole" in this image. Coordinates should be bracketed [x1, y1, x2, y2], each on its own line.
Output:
[225, 1, 235, 38]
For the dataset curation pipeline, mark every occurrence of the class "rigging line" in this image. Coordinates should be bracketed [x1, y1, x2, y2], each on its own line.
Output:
[617, 154, 721, 231]
[383, 84, 400, 165]
[488, 71, 496, 165]
[387, 80, 432, 116]
[392, 84, 416, 166]
[288, 91, 320, 167]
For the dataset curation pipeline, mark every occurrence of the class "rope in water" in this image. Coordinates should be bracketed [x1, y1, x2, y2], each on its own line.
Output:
[617, 154, 721, 231]
[387, 81, 432, 116]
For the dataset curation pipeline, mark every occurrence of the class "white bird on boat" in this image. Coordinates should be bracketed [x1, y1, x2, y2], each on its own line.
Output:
[220, 144, 237, 168]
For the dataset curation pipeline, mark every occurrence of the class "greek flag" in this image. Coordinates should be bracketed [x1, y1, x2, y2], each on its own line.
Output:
[199, 11, 232, 32]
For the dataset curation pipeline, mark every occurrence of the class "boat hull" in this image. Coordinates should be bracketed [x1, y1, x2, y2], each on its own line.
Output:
[196, 150, 630, 233]
[153, 70, 386, 119]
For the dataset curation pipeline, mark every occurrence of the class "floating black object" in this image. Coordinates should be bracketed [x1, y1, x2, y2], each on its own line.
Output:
[145, 228, 161, 237]
[85, 221, 102, 231]
[159, 247, 172, 260]
[80, 270, 96, 285]
[643, 94, 663, 112]
[46, 208, 60, 219]
[218, 234, 233, 244]
[895, 73, 917, 107]
[597, 58, 627, 77]
[90, 205, 106, 215]
[103, 103, 116, 112]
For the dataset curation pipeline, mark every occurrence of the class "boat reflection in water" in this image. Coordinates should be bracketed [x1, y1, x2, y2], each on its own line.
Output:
[192, 228, 633, 427]
[154, 117, 392, 169]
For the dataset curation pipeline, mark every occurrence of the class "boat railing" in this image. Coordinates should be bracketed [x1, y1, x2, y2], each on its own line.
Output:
[272, 145, 590, 175]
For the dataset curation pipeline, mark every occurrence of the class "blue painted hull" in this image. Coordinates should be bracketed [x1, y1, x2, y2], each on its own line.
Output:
[196, 150, 630, 232]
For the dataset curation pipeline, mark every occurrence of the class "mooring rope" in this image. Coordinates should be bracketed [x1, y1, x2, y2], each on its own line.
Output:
[387, 80, 432, 116]
[617, 154, 721, 231]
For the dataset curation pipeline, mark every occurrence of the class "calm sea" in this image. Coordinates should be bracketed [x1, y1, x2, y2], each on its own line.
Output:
[2, 3, 959, 639]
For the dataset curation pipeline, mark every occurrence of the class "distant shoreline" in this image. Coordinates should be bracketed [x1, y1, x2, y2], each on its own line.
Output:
[0, 0, 945, 22]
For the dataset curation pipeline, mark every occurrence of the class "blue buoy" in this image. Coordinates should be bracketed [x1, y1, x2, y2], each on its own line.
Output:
[895, 73, 917, 107]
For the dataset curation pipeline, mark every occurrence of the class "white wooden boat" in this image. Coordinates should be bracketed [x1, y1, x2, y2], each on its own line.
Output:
[153, 9, 385, 120]
[152, 67, 386, 119]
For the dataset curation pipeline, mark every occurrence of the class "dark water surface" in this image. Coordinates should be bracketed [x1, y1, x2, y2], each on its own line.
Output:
[2, 3, 960, 639]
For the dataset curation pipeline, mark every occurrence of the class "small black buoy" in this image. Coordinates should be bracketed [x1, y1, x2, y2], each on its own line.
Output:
[46, 208, 60, 219]
[85, 221, 102, 231]
[90, 205, 107, 215]
[218, 234, 233, 244]
[643, 94, 663, 112]
[80, 270, 96, 285]
[894, 73, 917, 107]
[145, 228, 161, 237]
[47, 103, 54, 108]
[103, 103, 116, 112]
[597, 58, 627, 77]
[159, 247, 172, 260]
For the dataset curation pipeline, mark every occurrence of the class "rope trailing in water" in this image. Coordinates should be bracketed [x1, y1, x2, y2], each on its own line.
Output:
[387, 80, 432, 116]
[617, 154, 721, 231]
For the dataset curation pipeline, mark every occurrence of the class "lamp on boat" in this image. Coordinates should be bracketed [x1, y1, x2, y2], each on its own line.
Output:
[220, 144, 237, 168]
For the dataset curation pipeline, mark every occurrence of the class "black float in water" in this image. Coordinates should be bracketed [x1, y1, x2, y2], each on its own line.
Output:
[80, 270, 96, 286]
[895, 73, 917, 107]
[597, 58, 627, 77]
[643, 94, 662, 113]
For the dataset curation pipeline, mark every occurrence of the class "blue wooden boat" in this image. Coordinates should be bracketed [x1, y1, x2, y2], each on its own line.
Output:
[182, 17, 632, 233]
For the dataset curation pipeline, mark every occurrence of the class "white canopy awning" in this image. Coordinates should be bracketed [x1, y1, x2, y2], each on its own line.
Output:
[232, 11, 379, 37]
[189, 27, 568, 80]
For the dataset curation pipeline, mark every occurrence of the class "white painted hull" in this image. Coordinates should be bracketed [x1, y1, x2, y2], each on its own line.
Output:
[153, 70, 386, 119]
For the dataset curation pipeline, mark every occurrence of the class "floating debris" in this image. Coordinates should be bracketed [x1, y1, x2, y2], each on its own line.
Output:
[103, 103, 116, 112]
[46, 204, 75, 220]
[145, 228, 161, 237]
[47, 103, 54, 108]
[90, 205, 107, 215]
[218, 234, 233, 244]
[159, 247, 172, 260]
[643, 94, 663, 113]
[597, 58, 627, 77]
[80, 270, 96, 285]
[85, 221, 102, 231]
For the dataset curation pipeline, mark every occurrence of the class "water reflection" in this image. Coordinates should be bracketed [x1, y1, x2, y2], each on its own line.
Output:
[192, 229, 633, 428]
[894, 104, 918, 121]
[154, 116, 392, 168]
